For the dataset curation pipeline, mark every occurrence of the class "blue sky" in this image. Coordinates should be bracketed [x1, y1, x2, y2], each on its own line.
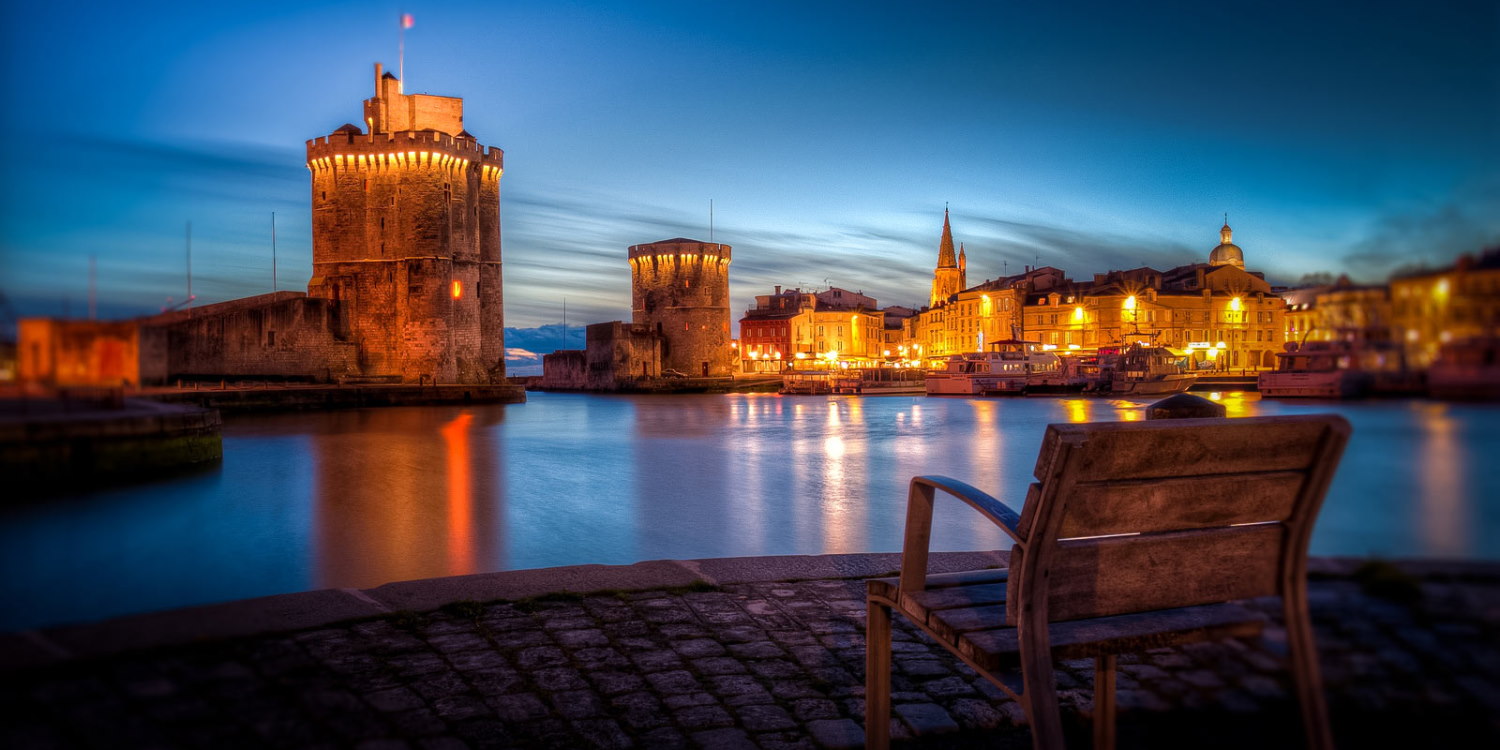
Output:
[2, 0, 1496, 336]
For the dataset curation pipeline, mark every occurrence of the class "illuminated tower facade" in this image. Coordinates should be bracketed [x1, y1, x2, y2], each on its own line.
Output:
[305, 63, 505, 383]
[629, 238, 733, 377]
[930, 208, 967, 306]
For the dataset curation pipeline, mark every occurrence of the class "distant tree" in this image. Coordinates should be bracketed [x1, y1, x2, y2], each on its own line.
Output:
[1295, 272, 1336, 287]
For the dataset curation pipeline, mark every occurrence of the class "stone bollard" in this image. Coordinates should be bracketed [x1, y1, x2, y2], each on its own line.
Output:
[1146, 392, 1226, 420]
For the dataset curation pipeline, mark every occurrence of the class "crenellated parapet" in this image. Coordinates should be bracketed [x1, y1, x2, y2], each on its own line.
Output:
[306, 129, 503, 178]
[628, 240, 731, 267]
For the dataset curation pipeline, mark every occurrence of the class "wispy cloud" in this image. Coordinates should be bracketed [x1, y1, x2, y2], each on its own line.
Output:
[1339, 178, 1500, 280]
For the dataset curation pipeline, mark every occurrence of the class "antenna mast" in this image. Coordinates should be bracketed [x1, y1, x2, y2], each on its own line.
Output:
[186, 221, 193, 313]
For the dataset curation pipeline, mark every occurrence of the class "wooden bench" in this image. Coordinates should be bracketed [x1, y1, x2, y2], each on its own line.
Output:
[865, 414, 1350, 750]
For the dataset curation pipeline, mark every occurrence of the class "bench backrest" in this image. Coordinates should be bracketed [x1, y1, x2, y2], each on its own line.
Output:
[1006, 414, 1350, 624]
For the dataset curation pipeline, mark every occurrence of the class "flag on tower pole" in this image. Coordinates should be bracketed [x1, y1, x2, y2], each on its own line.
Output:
[399, 13, 414, 92]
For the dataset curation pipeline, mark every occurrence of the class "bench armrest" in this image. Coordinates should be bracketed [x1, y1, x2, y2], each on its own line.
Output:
[899, 475, 1024, 594]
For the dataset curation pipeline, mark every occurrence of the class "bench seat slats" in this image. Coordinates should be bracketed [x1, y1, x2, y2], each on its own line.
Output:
[867, 569, 1006, 601]
[955, 601, 1267, 670]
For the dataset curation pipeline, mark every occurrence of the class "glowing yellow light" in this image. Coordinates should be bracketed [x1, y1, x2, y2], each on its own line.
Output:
[1124, 295, 1137, 310]
[1216, 341, 1227, 349]
[1229, 297, 1242, 311]
[795, 352, 807, 360]
[883, 350, 891, 356]
[1435, 279, 1450, 300]
[1073, 305, 1085, 322]
[1068, 344, 1081, 350]
[451, 280, 463, 299]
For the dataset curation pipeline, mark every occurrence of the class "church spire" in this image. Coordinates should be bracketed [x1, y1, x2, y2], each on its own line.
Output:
[938, 207, 957, 269]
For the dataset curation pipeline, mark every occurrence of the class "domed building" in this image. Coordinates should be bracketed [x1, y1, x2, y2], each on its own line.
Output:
[1209, 220, 1245, 269]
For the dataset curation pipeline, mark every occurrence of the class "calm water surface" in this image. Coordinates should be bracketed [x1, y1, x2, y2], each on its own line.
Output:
[3, 392, 1497, 630]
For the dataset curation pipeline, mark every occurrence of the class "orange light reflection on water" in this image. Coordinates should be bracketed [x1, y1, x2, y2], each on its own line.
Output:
[441, 413, 475, 575]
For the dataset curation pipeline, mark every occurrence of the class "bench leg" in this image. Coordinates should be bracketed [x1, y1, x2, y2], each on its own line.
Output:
[865, 599, 892, 750]
[1286, 593, 1335, 750]
[1019, 647, 1066, 749]
[1093, 654, 1116, 750]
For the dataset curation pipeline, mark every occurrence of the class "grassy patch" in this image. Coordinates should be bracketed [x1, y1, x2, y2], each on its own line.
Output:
[387, 609, 426, 631]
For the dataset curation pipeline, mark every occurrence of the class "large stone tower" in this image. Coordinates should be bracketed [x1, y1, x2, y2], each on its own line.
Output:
[930, 208, 967, 306]
[629, 238, 733, 377]
[305, 63, 505, 383]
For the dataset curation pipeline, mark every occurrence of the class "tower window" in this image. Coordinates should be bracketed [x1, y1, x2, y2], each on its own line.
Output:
[321, 191, 327, 200]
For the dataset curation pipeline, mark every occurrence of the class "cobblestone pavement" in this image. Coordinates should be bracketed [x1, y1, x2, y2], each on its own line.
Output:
[6, 564, 1499, 749]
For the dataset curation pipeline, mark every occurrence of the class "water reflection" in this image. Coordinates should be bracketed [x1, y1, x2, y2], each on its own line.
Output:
[1416, 403, 1470, 556]
[4, 391, 1498, 631]
[311, 408, 504, 589]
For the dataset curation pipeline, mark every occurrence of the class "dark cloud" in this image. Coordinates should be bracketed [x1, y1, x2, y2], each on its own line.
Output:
[1339, 179, 1500, 282]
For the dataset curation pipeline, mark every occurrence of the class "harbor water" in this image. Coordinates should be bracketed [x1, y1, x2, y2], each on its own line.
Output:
[2, 391, 1496, 631]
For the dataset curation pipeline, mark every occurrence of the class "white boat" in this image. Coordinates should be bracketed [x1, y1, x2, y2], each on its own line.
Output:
[1100, 345, 1197, 396]
[831, 366, 927, 395]
[925, 340, 1062, 396]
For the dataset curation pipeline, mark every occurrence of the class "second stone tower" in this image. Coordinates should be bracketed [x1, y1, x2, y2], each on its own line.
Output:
[629, 238, 733, 377]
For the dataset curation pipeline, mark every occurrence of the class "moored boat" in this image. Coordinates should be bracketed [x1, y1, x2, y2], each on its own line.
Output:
[780, 370, 833, 394]
[831, 366, 927, 395]
[1258, 336, 1420, 398]
[1093, 344, 1196, 395]
[925, 340, 1062, 396]
[1427, 336, 1500, 400]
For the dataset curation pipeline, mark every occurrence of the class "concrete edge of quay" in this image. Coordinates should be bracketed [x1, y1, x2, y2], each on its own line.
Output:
[0, 398, 224, 486]
[3, 552, 1495, 675]
[142, 382, 527, 414]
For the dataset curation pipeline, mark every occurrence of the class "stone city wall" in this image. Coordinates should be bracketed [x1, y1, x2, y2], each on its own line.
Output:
[142, 293, 358, 384]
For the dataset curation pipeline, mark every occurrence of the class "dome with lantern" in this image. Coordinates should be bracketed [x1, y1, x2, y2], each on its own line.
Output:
[1209, 219, 1245, 269]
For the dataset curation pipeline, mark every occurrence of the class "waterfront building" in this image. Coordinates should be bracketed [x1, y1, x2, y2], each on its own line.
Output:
[1389, 249, 1500, 367]
[1280, 277, 1393, 346]
[739, 286, 802, 373]
[897, 220, 1284, 370]
[737, 286, 883, 372]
